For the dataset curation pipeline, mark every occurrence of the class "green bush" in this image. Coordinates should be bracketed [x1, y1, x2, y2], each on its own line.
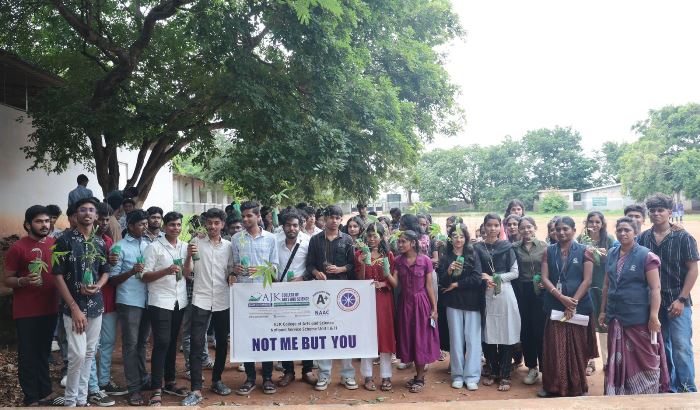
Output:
[540, 193, 568, 213]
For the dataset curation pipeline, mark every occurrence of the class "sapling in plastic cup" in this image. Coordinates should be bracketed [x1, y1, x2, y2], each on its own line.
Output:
[493, 273, 502, 295]
[453, 256, 464, 277]
[533, 274, 542, 296]
[382, 257, 391, 278]
[241, 255, 250, 276]
[173, 258, 184, 281]
[356, 239, 371, 264]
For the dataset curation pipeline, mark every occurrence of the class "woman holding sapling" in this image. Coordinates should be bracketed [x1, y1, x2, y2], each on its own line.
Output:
[512, 217, 547, 385]
[576, 211, 617, 376]
[343, 216, 365, 244]
[599, 217, 669, 395]
[355, 222, 396, 391]
[437, 222, 483, 391]
[538, 216, 598, 398]
[387, 230, 439, 393]
[474, 213, 521, 392]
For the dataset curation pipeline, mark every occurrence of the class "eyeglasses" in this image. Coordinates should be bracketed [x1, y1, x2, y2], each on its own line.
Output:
[78, 207, 96, 214]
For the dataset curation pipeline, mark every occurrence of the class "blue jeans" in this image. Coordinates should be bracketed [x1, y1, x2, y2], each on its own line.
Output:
[660, 305, 696, 392]
[88, 312, 117, 392]
[446, 307, 481, 384]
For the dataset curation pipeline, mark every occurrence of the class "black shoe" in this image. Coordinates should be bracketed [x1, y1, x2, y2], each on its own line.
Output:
[236, 380, 256, 396]
[100, 381, 128, 396]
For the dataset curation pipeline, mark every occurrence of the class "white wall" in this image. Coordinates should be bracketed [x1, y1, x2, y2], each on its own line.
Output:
[0, 103, 173, 236]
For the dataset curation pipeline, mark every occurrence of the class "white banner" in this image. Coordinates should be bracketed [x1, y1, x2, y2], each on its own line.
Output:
[229, 280, 378, 362]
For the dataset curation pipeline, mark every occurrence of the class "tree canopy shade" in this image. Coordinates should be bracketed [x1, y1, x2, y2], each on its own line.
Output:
[619, 103, 700, 200]
[3, 0, 462, 202]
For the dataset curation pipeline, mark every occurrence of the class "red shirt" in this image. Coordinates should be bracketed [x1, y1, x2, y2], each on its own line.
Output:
[4, 236, 58, 319]
[101, 234, 116, 314]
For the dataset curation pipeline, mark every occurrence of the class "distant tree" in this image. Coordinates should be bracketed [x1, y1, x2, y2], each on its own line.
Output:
[619, 103, 700, 200]
[415, 146, 483, 207]
[522, 127, 599, 190]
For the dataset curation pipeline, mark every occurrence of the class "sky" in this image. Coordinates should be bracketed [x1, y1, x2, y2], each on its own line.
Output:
[430, 0, 700, 151]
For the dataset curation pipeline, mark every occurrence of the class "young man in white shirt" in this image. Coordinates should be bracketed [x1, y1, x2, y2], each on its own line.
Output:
[141, 212, 189, 406]
[181, 208, 234, 405]
[275, 209, 318, 388]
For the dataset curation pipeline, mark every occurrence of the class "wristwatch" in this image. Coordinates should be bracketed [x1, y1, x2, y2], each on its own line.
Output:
[678, 296, 689, 304]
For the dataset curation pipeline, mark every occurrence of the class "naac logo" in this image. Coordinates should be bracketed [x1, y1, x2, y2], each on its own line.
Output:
[337, 288, 360, 312]
[313, 291, 331, 310]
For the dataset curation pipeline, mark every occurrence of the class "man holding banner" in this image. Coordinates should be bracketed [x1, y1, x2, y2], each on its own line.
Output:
[274, 209, 317, 388]
[305, 205, 357, 391]
[231, 201, 279, 395]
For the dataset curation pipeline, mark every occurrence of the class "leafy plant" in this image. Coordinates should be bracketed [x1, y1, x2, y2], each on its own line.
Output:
[539, 193, 568, 213]
[408, 201, 432, 215]
[251, 261, 277, 288]
[50, 244, 71, 267]
[81, 229, 106, 285]
[429, 223, 447, 242]
[578, 231, 604, 265]
[269, 183, 291, 226]
[355, 239, 371, 264]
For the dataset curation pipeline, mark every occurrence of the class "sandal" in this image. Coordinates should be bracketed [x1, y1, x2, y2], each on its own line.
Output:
[380, 378, 393, 391]
[363, 377, 376, 391]
[586, 360, 595, 376]
[129, 392, 145, 406]
[498, 379, 511, 392]
[405, 377, 418, 388]
[482, 377, 495, 386]
[408, 378, 425, 393]
[148, 391, 162, 407]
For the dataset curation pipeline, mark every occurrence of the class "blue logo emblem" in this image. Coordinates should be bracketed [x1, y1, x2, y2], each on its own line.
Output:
[337, 288, 360, 311]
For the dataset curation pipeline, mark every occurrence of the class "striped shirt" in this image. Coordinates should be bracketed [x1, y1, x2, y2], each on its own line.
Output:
[638, 229, 699, 309]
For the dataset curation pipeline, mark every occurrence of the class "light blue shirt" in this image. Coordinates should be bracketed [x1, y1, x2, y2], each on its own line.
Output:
[110, 234, 149, 308]
[231, 229, 279, 284]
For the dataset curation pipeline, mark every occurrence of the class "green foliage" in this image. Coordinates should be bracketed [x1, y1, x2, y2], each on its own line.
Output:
[521, 127, 598, 190]
[539, 193, 568, 213]
[414, 127, 597, 211]
[620, 103, 700, 200]
[4, 0, 462, 202]
[408, 201, 432, 215]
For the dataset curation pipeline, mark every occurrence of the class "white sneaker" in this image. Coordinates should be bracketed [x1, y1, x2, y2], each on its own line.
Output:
[237, 363, 245, 372]
[60, 375, 67, 388]
[466, 382, 478, 391]
[51, 340, 60, 352]
[524, 368, 539, 385]
[396, 361, 413, 370]
[451, 380, 463, 389]
[341, 377, 359, 390]
[314, 378, 329, 391]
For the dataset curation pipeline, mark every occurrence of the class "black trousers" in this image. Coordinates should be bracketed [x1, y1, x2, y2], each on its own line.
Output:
[514, 281, 545, 369]
[484, 343, 514, 380]
[189, 306, 229, 391]
[148, 303, 184, 389]
[245, 361, 273, 382]
[16, 314, 57, 405]
[282, 360, 314, 376]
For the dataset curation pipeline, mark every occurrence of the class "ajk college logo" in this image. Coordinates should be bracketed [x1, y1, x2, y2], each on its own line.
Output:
[337, 288, 360, 312]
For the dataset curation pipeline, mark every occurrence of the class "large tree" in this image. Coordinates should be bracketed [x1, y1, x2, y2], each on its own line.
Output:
[415, 146, 484, 207]
[619, 103, 700, 200]
[3, 0, 462, 202]
[521, 126, 598, 190]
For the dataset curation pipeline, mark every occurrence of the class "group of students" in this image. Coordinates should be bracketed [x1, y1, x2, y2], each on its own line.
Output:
[4, 181, 698, 407]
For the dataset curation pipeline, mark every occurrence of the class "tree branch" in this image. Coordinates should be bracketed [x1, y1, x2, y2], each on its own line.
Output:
[126, 139, 151, 188]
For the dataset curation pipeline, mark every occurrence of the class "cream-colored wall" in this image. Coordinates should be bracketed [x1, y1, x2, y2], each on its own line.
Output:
[0, 103, 173, 236]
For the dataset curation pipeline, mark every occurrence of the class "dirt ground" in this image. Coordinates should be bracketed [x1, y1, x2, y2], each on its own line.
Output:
[3, 214, 699, 406]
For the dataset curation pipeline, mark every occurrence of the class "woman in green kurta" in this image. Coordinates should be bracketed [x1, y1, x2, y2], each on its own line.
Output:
[576, 211, 617, 376]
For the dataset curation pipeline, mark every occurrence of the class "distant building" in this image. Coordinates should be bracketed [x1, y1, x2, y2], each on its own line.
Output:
[574, 183, 634, 211]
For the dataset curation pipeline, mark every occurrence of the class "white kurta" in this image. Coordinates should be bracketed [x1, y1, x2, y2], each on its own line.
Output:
[482, 260, 521, 345]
